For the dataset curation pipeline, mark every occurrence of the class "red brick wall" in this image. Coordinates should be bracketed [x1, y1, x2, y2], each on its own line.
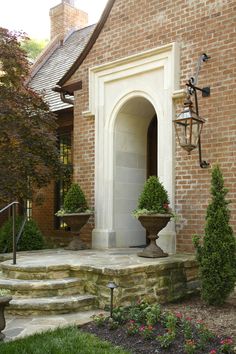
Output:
[32, 109, 77, 247]
[64, 0, 235, 252]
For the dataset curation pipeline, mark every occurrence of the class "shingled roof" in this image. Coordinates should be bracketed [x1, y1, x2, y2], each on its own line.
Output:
[28, 24, 95, 112]
[58, 0, 116, 88]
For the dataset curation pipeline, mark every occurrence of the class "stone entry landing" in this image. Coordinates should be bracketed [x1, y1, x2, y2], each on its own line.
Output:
[0, 249, 199, 315]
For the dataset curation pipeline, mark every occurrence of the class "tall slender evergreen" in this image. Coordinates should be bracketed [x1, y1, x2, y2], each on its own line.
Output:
[193, 165, 236, 305]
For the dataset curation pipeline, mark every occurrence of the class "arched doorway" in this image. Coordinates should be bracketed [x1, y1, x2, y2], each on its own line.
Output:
[114, 96, 157, 247]
[91, 44, 177, 252]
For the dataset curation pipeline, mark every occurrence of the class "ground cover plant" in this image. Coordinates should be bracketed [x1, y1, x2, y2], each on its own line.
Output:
[81, 300, 235, 354]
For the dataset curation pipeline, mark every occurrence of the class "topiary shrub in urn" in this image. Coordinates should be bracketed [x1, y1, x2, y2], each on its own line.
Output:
[133, 176, 173, 258]
[56, 183, 92, 250]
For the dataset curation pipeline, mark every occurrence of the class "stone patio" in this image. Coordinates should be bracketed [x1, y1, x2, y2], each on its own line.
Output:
[0, 248, 199, 315]
[4, 309, 105, 341]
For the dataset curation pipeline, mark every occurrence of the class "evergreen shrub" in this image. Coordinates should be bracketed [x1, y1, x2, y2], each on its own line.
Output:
[133, 176, 171, 217]
[193, 165, 236, 305]
[63, 183, 88, 213]
[0, 216, 45, 253]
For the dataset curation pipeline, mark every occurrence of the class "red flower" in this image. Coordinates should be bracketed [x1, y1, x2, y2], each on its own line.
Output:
[196, 320, 204, 324]
[220, 338, 233, 345]
[175, 312, 183, 319]
[163, 203, 169, 210]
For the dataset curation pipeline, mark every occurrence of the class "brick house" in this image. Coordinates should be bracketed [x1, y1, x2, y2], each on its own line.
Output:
[29, 0, 236, 253]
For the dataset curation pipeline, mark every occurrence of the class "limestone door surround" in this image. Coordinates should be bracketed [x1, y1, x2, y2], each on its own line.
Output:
[85, 43, 183, 254]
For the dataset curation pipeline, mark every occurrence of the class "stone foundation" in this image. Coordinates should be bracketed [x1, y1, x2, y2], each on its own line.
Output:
[70, 254, 199, 309]
[0, 249, 199, 314]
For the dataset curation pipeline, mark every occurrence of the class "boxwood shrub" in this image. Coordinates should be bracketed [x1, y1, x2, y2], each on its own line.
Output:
[63, 183, 88, 213]
[0, 216, 45, 252]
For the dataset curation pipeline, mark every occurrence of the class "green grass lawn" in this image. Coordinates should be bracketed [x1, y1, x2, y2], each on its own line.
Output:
[0, 326, 130, 354]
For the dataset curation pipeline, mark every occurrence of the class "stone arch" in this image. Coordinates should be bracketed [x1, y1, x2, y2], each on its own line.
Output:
[113, 95, 158, 247]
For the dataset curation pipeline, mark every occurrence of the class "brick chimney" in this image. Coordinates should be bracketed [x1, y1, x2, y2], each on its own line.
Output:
[49, 0, 88, 40]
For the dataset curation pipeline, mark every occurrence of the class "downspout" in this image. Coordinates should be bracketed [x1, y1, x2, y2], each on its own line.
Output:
[60, 91, 74, 105]
[52, 85, 74, 105]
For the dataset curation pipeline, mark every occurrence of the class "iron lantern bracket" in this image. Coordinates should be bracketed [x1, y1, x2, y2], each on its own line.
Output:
[184, 54, 211, 168]
[185, 81, 210, 169]
[186, 82, 210, 98]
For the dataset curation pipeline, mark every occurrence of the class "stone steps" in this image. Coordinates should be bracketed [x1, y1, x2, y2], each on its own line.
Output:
[0, 261, 98, 315]
[1, 263, 71, 280]
[7, 294, 97, 316]
[0, 276, 84, 297]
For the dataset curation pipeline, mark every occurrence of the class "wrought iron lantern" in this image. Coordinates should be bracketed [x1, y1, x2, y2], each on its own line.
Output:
[174, 95, 205, 154]
[174, 53, 211, 168]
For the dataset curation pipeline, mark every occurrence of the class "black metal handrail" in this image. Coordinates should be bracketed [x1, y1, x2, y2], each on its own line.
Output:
[0, 201, 26, 265]
[0, 201, 19, 214]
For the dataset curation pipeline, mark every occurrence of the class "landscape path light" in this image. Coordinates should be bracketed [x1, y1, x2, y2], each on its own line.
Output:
[107, 281, 118, 318]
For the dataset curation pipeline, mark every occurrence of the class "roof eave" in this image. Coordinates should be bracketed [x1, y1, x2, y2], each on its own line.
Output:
[57, 0, 116, 88]
[52, 81, 82, 95]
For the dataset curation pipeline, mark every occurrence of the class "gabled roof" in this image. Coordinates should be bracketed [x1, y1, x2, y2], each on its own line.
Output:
[28, 24, 95, 112]
[57, 0, 116, 88]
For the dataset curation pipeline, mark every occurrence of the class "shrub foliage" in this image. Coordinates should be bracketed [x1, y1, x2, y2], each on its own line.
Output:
[63, 183, 88, 213]
[0, 216, 45, 252]
[137, 176, 170, 214]
[193, 165, 236, 305]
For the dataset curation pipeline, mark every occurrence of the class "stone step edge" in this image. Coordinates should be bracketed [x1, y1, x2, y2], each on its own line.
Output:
[1, 255, 197, 276]
[9, 294, 97, 310]
[0, 277, 82, 290]
[1, 263, 70, 272]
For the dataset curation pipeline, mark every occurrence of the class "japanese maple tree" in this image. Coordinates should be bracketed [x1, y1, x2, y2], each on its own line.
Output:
[0, 27, 62, 203]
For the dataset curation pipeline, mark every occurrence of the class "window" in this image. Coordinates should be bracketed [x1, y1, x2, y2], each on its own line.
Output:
[26, 199, 32, 220]
[55, 129, 72, 230]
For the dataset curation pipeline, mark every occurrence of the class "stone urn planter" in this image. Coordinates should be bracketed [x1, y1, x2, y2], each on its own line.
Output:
[56, 183, 92, 251]
[62, 213, 92, 250]
[132, 176, 174, 258]
[137, 214, 171, 258]
[0, 295, 12, 341]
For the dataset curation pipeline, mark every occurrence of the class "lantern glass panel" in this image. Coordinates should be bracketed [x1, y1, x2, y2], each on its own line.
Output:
[174, 108, 205, 153]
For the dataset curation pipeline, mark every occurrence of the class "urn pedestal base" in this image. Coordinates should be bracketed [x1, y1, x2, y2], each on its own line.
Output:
[62, 213, 92, 251]
[138, 240, 168, 258]
[65, 237, 88, 251]
[137, 214, 171, 258]
[0, 296, 12, 341]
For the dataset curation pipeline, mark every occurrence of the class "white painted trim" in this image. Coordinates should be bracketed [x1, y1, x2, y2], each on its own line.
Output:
[82, 110, 95, 118]
[172, 89, 186, 100]
[90, 43, 180, 252]
[91, 43, 177, 73]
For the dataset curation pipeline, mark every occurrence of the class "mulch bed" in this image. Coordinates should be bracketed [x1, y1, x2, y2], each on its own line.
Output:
[80, 297, 236, 354]
[80, 295, 236, 354]
[162, 295, 236, 340]
[81, 323, 220, 354]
